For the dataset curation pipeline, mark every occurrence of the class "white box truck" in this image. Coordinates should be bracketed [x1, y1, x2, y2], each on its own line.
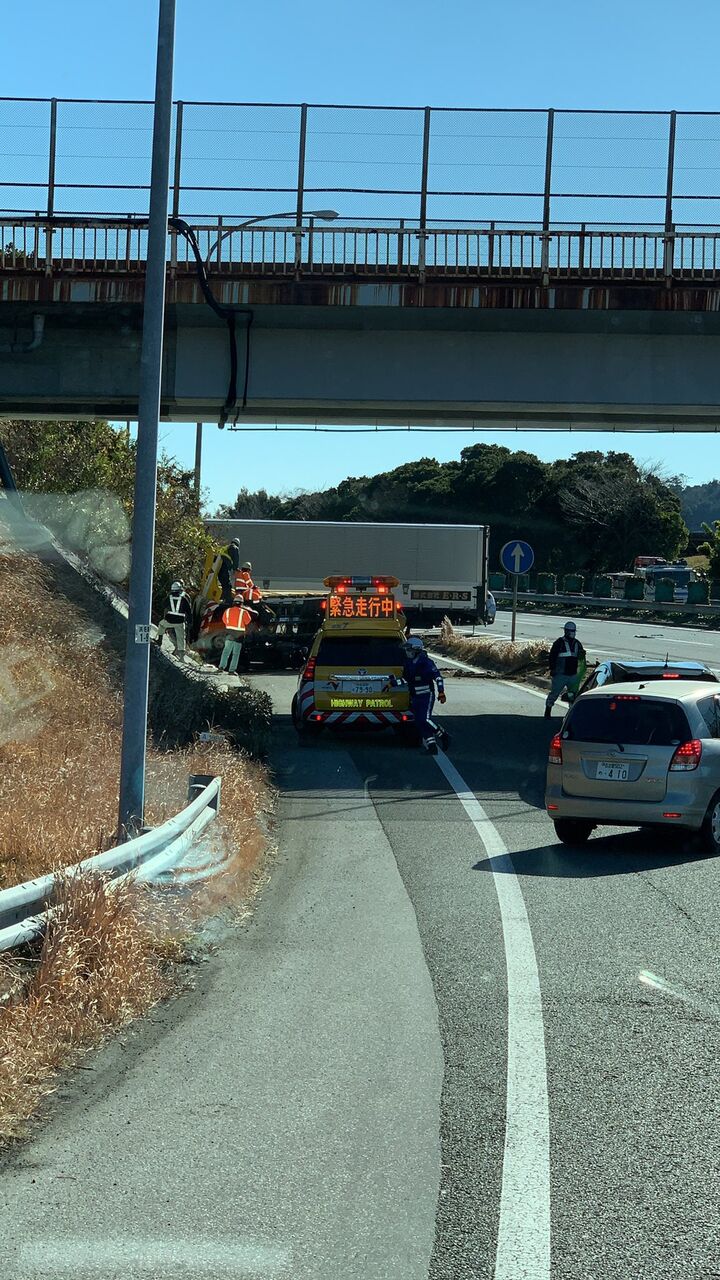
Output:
[205, 518, 489, 624]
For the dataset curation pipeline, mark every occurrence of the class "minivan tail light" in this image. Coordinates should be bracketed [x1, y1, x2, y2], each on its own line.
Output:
[548, 732, 563, 765]
[669, 739, 702, 771]
[301, 656, 317, 683]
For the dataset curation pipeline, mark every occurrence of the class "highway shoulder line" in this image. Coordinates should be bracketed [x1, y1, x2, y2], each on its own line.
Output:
[427, 649, 549, 702]
[434, 751, 551, 1280]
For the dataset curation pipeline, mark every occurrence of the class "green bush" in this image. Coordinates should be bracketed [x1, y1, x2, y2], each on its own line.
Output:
[592, 575, 612, 598]
[148, 650, 272, 758]
[536, 572, 557, 594]
[563, 573, 585, 594]
[624, 578, 644, 600]
[687, 580, 710, 605]
[654, 579, 675, 603]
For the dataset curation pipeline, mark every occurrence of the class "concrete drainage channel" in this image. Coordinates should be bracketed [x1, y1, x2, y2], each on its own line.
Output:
[0, 775, 221, 952]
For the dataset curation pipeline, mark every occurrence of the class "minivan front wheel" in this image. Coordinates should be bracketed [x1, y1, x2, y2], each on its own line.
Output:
[701, 792, 720, 855]
[554, 818, 593, 846]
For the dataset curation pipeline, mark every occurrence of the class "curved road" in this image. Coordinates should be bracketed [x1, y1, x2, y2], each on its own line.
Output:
[2, 665, 720, 1278]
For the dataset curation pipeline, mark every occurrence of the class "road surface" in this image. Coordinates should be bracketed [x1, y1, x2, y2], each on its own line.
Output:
[2, 664, 720, 1278]
[452, 607, 720, 671]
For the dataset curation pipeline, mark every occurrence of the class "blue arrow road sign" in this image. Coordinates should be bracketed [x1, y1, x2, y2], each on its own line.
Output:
[500, 539, 535, 575]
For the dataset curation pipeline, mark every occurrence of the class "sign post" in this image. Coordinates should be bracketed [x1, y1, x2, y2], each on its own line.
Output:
[499, 540, 535, 642]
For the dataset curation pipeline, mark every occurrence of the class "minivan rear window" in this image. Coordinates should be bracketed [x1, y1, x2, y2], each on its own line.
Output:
[317, 637, 405, 667]
[564, 697, 691, 746]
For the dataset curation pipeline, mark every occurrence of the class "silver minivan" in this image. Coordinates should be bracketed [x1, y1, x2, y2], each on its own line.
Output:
[545, 681, 720, 851]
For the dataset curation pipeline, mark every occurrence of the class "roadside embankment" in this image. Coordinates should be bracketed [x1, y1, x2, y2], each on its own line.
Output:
[0, 514, 275, 1142]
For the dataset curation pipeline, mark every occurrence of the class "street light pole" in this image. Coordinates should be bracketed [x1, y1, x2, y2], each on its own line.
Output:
[117, 0, 176, 837]
[194, 421, 203, 503]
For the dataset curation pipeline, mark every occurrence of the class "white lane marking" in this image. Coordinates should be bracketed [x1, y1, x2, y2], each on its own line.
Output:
[434, 751, 551, 1280]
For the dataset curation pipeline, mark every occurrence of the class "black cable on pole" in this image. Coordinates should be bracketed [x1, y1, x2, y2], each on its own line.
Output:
[0, 437, 18, 492]
[168, 216, 252, 426]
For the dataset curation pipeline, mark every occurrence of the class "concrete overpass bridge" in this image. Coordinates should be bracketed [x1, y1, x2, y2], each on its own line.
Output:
[2, 98, 720, 429]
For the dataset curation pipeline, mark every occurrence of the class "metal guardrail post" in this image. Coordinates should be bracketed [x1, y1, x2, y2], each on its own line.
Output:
[417, 106, 431, 280]
[664, 110, 677, 284]
[45, 98, 57, 278]
[541, 108, 555, 285]
[170, 99, 184, 272]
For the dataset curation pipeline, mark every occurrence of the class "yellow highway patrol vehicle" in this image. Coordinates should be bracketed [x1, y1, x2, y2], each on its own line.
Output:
[291, 576, 414, 736]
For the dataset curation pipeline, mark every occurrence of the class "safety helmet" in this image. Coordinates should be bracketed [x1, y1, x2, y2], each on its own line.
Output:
[230, 538, 241, 549]
[242, 561, 252, 571]
[170, 581, 183, 593]
[404, 635, 424, 652]
[564, 621, 577, 633]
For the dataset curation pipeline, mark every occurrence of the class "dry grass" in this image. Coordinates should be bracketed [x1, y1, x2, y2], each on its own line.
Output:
[0, 873, 184, 1140]
[0, 541, 274, 1142]
[433, 616, 548, 676]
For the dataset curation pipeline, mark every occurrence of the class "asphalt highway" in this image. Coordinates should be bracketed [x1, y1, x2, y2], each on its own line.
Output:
[451, 608, 720, 671]
[3, 663, 720, 1278]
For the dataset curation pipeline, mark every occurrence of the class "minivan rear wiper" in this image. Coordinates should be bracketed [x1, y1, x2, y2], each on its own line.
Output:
[616, 743, 625, 752]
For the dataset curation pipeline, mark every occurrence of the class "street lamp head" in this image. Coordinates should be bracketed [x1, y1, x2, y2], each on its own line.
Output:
[307, 209, 339, 220]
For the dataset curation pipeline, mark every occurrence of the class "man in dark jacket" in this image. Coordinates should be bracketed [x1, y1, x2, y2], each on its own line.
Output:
[218, 538, 242, 605]
[395, 635, 450, 754]
[545, 621, 586, 718]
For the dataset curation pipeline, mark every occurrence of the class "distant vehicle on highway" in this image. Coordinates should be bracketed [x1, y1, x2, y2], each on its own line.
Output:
[643, 562, 695, 602]
[580, 658, 719, 694]
[633, 555, 667, 571]
[545, 682, 720, 852]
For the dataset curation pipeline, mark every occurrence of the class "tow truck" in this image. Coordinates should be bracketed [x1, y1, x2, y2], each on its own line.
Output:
[291, 575, 415, 737]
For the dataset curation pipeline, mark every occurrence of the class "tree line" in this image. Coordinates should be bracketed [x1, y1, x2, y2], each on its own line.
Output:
[217, 445, 691, 575]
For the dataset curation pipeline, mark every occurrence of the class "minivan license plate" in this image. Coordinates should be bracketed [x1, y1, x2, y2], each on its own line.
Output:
[596, 761, 630, 781]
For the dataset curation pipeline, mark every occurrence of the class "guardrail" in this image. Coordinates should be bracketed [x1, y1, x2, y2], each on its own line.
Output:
[0, 774, 221, 953]
[3, 217, 720, 283]
[495, 590, 720, 615]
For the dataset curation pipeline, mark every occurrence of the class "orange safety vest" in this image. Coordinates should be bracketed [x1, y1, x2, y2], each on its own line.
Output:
[234, 569, 262, 603]
[222, 604, 257, 632]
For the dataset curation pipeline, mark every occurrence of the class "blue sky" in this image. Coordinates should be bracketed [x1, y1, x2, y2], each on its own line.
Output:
[4, 0, 720, 502]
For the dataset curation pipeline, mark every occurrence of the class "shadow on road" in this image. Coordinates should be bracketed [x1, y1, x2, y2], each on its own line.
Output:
[473, 828, 706, 878]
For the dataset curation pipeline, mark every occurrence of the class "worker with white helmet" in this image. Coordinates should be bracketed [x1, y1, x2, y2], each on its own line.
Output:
[395, 634, 449, 754]
[155, 580, 193, 655]
[235, 559, 262, 604]
[545, 620, 587, 718]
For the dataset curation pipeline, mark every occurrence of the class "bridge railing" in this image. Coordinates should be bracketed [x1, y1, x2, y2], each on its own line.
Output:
[3, 216, 720, 282]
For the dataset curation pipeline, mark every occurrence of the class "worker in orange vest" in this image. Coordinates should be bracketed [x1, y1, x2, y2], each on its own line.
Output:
[235, 560, 262, 604]
[218, 602, 258, 673]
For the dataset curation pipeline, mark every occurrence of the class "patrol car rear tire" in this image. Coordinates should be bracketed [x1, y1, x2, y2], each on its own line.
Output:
[292, 695, 322, 737]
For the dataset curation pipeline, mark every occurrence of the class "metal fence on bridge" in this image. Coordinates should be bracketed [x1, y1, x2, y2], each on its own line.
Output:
[3, 98, 720, 234]
[4, 216, 720, 282]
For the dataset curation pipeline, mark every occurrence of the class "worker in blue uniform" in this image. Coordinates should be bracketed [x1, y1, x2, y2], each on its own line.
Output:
[395, 635, 450, 754]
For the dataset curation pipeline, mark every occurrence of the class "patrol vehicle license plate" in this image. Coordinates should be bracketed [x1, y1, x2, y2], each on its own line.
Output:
[351, 682, 373, 694]
[596, 761, 630, 781]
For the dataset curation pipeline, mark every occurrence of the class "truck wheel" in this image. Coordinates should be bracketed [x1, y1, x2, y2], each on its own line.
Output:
[701, 792, 720, 855]
[554, 819, 593, 846]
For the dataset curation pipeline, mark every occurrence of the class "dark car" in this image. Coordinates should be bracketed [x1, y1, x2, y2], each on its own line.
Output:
[580, 658, 719, 694]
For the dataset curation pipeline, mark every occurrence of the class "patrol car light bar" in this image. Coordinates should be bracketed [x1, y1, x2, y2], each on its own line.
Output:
[323, 575, 400, 591]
